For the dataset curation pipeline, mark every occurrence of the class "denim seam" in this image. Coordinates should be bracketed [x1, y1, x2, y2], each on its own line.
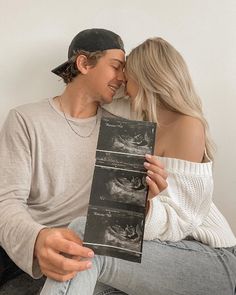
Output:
[217, 251, 236, 292]
[154, 240, 221, 256]
[57, 279, 71, 295]
[96, 290, 124, 295]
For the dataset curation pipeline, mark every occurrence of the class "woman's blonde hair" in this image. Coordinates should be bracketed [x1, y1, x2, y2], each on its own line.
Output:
[126, 37, 215, 160]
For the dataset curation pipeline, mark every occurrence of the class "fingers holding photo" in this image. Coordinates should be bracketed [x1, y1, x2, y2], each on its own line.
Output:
[144, 154, 168, 198]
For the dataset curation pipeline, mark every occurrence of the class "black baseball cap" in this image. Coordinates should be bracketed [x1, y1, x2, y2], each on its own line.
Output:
[51, 28, 125, 77]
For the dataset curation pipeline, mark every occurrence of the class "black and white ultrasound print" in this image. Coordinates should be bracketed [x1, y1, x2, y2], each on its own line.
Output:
[97, 117, 156, 155]
[83, 207, 144, 262]
[96, 151, 146, 172]
[90, 166, 147, 209]
[83, 116, 156, 263]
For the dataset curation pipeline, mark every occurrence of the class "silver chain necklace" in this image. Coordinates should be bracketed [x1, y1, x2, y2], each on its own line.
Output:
[59, 97, 99, 138]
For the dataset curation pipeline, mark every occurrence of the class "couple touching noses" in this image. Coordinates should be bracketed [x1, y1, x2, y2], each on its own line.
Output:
[40, 29, 236, 295]
[0, 28, 235, 295]
[37, 28, 167, 284]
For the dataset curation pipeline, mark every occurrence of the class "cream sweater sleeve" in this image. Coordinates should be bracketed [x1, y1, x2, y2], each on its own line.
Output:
[144, 157, 213, 242]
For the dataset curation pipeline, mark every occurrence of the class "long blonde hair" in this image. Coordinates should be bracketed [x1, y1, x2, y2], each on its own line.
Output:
[126, 37, 215, 160]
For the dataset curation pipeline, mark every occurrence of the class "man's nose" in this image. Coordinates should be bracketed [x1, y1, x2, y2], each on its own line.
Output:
[117, 70, 126, 83]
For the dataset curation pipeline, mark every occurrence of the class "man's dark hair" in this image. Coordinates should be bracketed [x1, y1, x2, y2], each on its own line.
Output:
[61, 50, 106, 84]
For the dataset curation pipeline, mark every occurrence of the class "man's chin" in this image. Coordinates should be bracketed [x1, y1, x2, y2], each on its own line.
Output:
[101, 96, 114, 105]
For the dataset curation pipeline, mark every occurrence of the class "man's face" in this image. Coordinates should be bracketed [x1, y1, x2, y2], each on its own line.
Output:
[85, 49, 125, 104]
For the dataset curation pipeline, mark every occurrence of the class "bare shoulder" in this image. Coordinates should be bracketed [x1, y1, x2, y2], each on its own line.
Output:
[175, 115, 205, 138]
[163, 115, 205, 162]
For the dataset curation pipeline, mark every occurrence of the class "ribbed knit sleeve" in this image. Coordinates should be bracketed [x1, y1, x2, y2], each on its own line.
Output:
[144, 156, 213, 241]
[192, 203, 236, 247]
[144, 156, 236, 247]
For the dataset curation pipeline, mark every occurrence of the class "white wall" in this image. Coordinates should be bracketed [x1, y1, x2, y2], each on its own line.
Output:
[0, 0, 235, 233]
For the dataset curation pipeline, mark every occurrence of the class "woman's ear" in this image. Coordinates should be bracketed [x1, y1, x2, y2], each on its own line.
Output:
[75, 55, 89, 74]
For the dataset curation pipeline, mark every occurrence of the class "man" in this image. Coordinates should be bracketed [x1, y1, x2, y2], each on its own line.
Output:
[0, 28, 167, 293]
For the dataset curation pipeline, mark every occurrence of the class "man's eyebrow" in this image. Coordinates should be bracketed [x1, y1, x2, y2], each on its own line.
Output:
[110, 58, 125, 65]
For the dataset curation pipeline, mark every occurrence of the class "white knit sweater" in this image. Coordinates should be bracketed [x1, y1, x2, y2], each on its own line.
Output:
[143, 156, 236, 247]
[105, 98, 236, 248]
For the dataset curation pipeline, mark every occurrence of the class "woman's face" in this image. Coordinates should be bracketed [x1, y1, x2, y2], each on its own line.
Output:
[124, 71, 139, 100]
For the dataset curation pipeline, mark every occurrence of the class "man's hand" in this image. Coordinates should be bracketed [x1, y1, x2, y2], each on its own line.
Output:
[144, 154, 168, 199]
[34, 227, 94, 281]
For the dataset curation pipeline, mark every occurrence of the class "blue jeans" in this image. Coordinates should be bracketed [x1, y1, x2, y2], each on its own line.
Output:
[41, 217, 236, 295]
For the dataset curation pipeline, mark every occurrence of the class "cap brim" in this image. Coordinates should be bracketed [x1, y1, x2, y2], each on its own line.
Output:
[51, 61, 70, 78]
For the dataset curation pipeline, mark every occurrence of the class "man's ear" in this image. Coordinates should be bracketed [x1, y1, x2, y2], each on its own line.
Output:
[75, 55, 90, 74]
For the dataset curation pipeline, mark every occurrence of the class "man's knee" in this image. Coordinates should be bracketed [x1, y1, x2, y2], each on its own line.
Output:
[68, 216, 87, 238]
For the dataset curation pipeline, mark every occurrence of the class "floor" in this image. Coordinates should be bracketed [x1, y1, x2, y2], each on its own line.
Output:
[0, 273, 45, 295]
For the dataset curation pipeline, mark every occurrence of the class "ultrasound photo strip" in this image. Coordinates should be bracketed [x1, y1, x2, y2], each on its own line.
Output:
[83, 116, 156, 263]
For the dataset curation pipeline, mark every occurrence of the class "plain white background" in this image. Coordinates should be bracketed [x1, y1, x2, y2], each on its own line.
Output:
[0, 0, 235, 234]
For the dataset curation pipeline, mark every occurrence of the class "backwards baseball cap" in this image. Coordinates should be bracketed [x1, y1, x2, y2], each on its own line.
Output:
[51, 28, 125, 78]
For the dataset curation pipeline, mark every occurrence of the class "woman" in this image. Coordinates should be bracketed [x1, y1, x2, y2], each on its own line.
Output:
[41, 37, 236, 295]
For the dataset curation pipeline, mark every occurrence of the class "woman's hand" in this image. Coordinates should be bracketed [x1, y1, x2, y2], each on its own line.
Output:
[144, 154, 168, 199]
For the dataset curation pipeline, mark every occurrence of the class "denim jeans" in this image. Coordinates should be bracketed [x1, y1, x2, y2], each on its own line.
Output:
[41, 217, 236, 295]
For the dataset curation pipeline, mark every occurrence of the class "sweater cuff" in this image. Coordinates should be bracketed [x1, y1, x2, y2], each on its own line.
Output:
[144, 197, 167, 240]
[28, 224, 47, 278]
